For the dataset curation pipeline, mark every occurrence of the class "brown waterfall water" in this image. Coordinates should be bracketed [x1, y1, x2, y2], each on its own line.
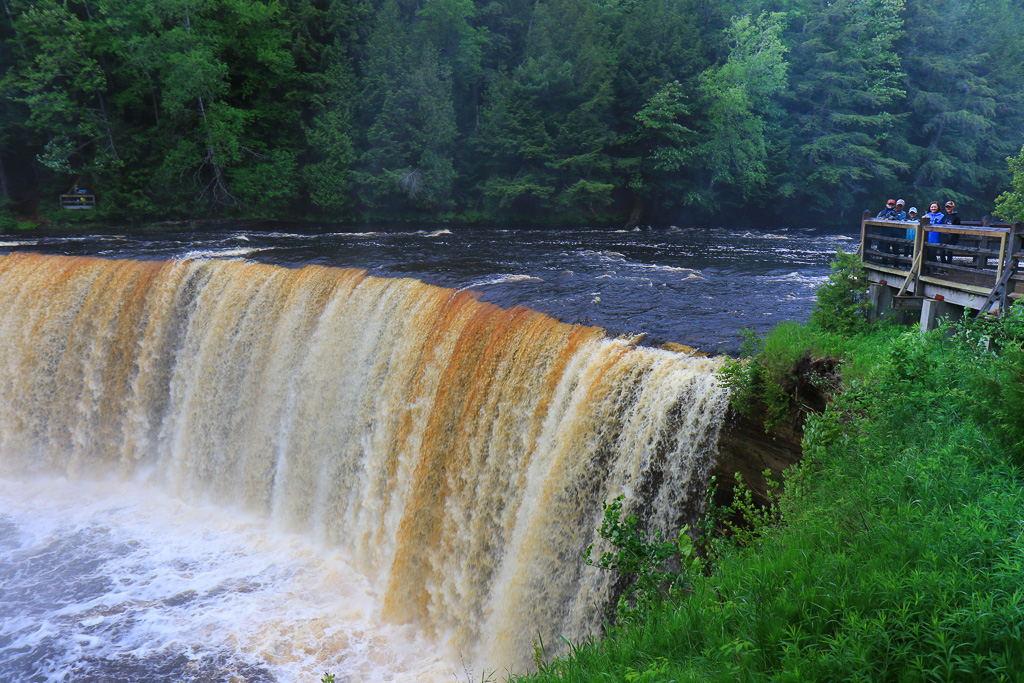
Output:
[0, 252, 729, 681]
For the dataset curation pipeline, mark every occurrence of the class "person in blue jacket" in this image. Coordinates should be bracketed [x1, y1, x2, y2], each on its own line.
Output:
[903, 207, 918, 257]
[924, 201, 944, 262]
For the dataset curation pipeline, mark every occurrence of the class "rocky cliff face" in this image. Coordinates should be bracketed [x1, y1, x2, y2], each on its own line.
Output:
[713, 406, 803, 508]
[712, 353, 841, 509]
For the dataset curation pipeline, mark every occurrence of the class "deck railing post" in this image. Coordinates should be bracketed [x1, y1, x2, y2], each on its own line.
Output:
[860, 210, 870, 260]
[996, 232, 1007, 283]
[1004, 221, 1024, 313]
[914, 216, 926, 292]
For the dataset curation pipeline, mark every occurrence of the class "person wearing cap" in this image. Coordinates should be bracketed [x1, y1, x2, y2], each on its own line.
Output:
[877, 198, 897, 219]
[942, 201, 960, 225]
[872, 199, 897, 261]
[904, 206, 918, 257]
[892, 199, 907, 221]
[879, 199, 908, 262]
[924, 201, 944, 262]
[940, 200, 961, 264]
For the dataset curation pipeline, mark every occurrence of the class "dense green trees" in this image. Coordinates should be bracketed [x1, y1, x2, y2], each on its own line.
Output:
[1, 0, 1022, 226]
[995, 144, 1024, 221]
[782, 0, 906, 216]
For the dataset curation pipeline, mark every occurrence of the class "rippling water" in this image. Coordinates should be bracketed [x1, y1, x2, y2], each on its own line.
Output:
[0, 224, 855, 353]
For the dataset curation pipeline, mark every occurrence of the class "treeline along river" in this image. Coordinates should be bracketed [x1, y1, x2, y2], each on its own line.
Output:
[0, 227, 848, 681]
[3, 0, 1022, 227]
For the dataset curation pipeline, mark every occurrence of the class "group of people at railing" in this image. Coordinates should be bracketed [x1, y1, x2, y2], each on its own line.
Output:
[874, 197, 961, 263]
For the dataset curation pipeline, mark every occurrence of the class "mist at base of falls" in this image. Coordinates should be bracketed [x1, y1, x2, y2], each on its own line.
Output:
[0, 477, 454, 682]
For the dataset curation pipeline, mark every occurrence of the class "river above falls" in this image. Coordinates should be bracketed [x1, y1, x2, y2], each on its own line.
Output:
[0, 224, 855, 353]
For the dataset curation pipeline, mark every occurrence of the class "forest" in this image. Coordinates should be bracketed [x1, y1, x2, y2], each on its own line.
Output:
[1, 0, 1023, 227]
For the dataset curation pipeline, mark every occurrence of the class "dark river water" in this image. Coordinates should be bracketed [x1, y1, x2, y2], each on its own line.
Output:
[0, 224, 856, 353]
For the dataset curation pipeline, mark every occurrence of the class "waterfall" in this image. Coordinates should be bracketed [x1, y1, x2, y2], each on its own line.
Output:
[0, 252, 729, 673]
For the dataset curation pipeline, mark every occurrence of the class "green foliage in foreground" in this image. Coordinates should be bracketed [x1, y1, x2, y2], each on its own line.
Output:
[515, 304, 1024, 681]
[995, 145, 1024, 222]
[584, 496, 705, 626]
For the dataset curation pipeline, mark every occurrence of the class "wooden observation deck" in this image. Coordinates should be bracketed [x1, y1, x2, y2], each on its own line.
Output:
[60, 192, 96, 210]
[859, 212, 1024, 329]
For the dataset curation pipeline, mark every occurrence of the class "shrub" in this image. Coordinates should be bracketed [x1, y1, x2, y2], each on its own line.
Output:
[717, 321, 846, 433]
[810, 248, 871, 335]
[994, 144, 1024, 221]
[584, 496, 703, 625]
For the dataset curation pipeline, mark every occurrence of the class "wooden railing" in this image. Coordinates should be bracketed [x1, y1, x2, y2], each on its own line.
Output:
[60, 193, 96, 210]
[859, 212, 1024, 314]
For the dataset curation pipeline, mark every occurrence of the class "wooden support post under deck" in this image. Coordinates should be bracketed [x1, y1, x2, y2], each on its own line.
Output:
[920, 298, 948, 333]
[869, 282, 893, 322]
[996, 232, 1007, 282]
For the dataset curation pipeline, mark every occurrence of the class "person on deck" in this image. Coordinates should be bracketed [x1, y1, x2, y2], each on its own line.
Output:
[877, 199, 897, 219]
[940, 201, 961, 264]
[869, 198, 897, 256]
[892, 199, 907, 221]
[880, 199, 908, 262]
[924, 202, 944, 262]
[904, 207, 919, 257]
[942, 201, 961, 225]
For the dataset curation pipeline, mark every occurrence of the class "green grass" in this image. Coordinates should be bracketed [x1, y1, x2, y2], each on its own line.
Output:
[515, 306, 1024, 682]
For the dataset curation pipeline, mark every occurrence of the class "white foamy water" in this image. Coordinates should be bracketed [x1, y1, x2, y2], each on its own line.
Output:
[464, 273, 544, 287]
[179, 247, 261, 260]
[0, 477, 457, 683]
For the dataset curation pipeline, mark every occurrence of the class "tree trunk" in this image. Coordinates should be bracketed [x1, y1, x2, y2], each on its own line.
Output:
[197, 95, 232, 206]
[0, 152, 10, 205]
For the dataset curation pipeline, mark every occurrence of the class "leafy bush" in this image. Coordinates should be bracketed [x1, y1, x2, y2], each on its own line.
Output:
[717, 249, 874, 434]
[584, 496, 703, 625]
[716, 321, 848, 433]
[948, 301, 1024, 466]
[715, 328, 764, 418]
[0, 209, 34, 233]
[994, 144, 1024, 221]
[810, 248, 871, 335]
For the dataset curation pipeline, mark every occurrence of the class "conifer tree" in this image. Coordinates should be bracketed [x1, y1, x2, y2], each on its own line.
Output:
[782, 0, 906, 218]
[301, 0, 368, 215]
[475, 0, 617, 219]
[899, 0, 1024, 209]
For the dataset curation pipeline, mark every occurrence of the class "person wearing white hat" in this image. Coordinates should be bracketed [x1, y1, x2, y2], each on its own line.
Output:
[904, 207, 918, 257]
